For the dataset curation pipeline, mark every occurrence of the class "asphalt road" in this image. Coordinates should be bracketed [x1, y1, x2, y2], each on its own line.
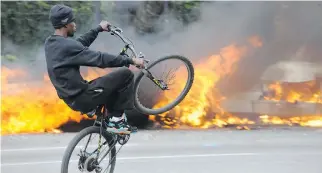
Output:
[1, 128, 322, 173]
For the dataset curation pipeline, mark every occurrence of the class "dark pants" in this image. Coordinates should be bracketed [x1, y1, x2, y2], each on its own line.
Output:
[66, 67, 135, 117]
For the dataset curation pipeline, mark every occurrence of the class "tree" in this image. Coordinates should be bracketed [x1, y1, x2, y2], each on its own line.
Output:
[130, 1, 202, 34]
[1, 1, 96, 56]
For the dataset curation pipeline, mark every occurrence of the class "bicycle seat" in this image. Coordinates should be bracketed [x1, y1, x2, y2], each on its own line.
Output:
[80, 104, 107, 118]
[81, 109, 96, 118]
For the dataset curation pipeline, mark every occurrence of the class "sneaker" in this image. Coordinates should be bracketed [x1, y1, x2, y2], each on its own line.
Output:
[106, 114, 132, 134]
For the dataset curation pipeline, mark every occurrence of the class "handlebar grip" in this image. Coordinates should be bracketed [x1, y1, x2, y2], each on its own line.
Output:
[108, 25, 122, 33]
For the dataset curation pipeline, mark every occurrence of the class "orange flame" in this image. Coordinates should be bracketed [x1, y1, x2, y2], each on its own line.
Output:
[260, 114, 322, 127]
[1, 66, 107, 135]
[261, 80, 322, 127]
[264, 81, 321, 104]
[149, 36, 322, 129]
[149, 36, 262, 128]
[2, 35, 321, 134]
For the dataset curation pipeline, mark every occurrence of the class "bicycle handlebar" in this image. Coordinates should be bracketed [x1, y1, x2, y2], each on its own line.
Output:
[107, 25, 150, 67]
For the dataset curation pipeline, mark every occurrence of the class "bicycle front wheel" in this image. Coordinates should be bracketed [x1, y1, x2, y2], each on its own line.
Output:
[61, 126, 116, 173]
[134, 55, 194, 115]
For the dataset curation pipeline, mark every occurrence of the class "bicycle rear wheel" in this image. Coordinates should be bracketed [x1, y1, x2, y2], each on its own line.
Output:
[134, 55, 194, 115]
[61, 126, 116, 173]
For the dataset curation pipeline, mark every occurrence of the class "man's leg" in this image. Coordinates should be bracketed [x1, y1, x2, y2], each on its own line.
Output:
[87, 67, 135, 133]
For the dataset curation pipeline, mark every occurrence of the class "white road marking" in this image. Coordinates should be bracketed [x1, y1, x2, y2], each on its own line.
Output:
[1, 144, 138, 152]
[1, 146, 67, 152]
[0, 153, 258, 167]
[118, 153, 259, 160]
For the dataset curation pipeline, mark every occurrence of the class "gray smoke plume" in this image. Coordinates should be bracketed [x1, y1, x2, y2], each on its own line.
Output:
[213, 1, 322, 96]
[95, 1, 322, 97]
[2, 1, 322, 105]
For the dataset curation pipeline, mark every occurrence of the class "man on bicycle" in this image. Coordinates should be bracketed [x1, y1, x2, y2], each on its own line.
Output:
[44, 4, 144, 134]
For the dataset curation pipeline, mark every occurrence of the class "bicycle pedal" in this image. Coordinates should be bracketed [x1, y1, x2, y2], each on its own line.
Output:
[117, 134, 130, 145]
[106, 128, 131, 135]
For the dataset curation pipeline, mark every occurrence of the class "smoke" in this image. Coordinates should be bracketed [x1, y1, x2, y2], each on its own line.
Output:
[93, 2, 273, 62]
[1, 3, 260, 84]
[2, 2, 322, 113]
[214, 1, 322, 96]
[3, 2, 322, 77]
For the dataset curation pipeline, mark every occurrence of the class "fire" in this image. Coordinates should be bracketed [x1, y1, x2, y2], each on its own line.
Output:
[248, 36, 263, 48]
[149, 36, 262, 128]
[149, 36, 322, 129]
[2, 35, 321, 134]
[1, 66, 106, 135]
[260, 114, 322, 127]
[260, 80, 322, 127]
[263, 81, 321, 103]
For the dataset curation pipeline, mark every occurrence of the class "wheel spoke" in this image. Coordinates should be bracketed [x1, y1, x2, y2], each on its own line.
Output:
[84, 134, 93, 151]
[61, 127, 117, 173]
[134, 55, 194, 115]
[98, 140, 117, 164]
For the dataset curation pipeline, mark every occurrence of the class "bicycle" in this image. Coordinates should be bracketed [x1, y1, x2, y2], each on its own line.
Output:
[61, 25, 195, 173]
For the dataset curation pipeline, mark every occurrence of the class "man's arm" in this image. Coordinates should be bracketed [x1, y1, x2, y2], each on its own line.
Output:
[75, 25, 103, 47]
[62, 41, 134, 68]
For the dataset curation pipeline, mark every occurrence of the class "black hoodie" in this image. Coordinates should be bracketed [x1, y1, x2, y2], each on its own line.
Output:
[44, 26, 133, 100]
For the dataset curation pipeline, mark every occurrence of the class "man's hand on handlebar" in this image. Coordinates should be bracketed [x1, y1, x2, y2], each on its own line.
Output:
[102, 22, 148, 69]
[99, 20, 111, 32]
[132, 57, 145, 68]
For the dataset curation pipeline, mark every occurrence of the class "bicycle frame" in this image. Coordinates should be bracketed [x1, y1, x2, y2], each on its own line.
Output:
[109, 26, 169, 90]
[109, 26, 139, 59]
[80, 104, 125, 171]
[64, 25, 194, 173]
[76, 26, 174, 172]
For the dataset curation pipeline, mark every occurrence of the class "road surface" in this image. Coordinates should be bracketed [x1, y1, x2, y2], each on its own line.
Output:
[1, 128, 322, 173]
